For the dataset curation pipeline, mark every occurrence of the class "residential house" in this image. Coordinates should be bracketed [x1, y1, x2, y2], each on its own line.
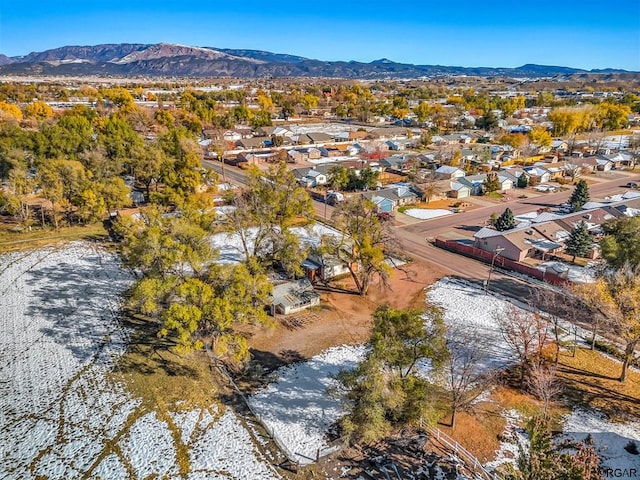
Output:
[362, 184, 418, 210]
[307, 147, 322, 159]
[474, 225, 563, 262]
[319, 145, 347, 157]
[524, 166, 551, 184]
[272, 126, 293, 138]
[380, 155, 417, 173]
[595, 155, 615, 172]
[303, 252, 352, 282]
[459, 173, 513, 195]
[369, 195, 395, 213]
[564, 156, 599, 175]
[448, 181, 471, 198]
[255, 126, 277, 137]
[441, 133, 473, 145]
[551, 140, 569, 153]
[435, 165, 465, 180]
[368, 127, 408, 140]
[335, 130, 369, 142]
[385, 140, 404, 151]
[299, 169, 328, 188]
[288, 150, 307, 163]
[460, 148, 477, 164]
[270, 279, 320, 315]
[306, 132, 333, 144]
[236, 137, 268, 150]
[492, 145, 519, 162]
[500, 168, 526, 185]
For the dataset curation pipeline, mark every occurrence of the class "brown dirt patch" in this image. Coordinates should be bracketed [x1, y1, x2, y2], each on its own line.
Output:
[438, 408, 506, 463]
[246, 259, 446, 366]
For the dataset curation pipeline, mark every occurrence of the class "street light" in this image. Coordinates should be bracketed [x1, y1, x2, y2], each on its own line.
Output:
[485, 246, 505, 293]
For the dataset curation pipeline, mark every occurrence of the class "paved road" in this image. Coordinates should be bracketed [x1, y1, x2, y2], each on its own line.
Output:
[203, 160, 633, 300]
[203, 159, 249, 187]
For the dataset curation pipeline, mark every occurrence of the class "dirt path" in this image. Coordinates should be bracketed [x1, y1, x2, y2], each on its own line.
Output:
[247, 260, 447, 366]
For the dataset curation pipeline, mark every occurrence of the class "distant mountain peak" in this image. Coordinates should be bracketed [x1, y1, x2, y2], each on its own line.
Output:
[0, 43, 635, 78]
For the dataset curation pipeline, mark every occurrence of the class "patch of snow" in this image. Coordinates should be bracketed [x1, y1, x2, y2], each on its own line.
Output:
[403, 208, 453, 220]
[188, 409, 280, 478]
[426, 278, 521, 371]
[248, 345, 367, 465]
[563, 409, 640, 480]
[485, 409, 526, 471]
[537, 261, 596, 284]
[210, 223, 342, 264]
[120, 412, 179, 478]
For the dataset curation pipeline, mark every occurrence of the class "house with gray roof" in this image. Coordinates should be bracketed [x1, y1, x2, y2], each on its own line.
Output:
[459, 173, 513, 195]
[271, 279, 320, 315]
[435, 165, 465, 180]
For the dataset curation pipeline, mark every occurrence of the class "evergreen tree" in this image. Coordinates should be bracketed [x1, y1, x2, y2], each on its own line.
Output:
[517, 173, 529, 188]
[600, 216, 640, 269]
[336, 305, 448, 444]
[495, 208, 516, 231]
[569, 179, 590, 212]
[476, 110, 499, 130]
[565, 221, 592, 262]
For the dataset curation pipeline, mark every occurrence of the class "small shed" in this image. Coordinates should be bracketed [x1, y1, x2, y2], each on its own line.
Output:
[271, 279, 320, 315]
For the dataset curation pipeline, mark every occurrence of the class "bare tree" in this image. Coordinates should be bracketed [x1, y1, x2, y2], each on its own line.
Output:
[563, 161, 584, 182]
[498, 306, 550, 386]
[445, 326, 496, 428]
[527, 363, 563, 418]
[529, 289, 585, 366]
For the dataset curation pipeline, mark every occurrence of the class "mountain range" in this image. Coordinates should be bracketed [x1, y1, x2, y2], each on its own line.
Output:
[0, 43, 635, 79]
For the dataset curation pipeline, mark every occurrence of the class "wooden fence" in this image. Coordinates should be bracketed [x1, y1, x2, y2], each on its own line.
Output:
[424, 427, 500, 480]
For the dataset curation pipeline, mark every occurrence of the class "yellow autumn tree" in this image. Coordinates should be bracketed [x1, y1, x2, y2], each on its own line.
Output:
[23, 101, 53, 120]
[575, 265, 640, 382]
[0, 101, 23, 122]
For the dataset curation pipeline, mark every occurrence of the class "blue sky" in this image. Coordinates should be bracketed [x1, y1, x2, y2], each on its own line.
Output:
[1, 0, 639, 70]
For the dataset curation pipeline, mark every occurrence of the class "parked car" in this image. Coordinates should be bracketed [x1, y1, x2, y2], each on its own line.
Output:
[625, 182, 638, 189]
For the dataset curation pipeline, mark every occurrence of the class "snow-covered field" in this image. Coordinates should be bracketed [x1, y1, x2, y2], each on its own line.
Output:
[0, 242, 279, 480]
[249, 277, 640, 475]
[427, 278, 518, 371]
[403, 208, 453, 220]
[248, 345, 366, 465]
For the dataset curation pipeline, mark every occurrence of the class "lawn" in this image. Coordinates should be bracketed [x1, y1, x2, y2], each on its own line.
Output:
[555, 346, 640, 421]
[0, 221, 108, 253]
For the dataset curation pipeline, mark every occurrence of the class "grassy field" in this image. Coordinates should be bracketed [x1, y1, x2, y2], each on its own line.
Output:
[0, 221, 108, 253]
[555, 346, 640, 421]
